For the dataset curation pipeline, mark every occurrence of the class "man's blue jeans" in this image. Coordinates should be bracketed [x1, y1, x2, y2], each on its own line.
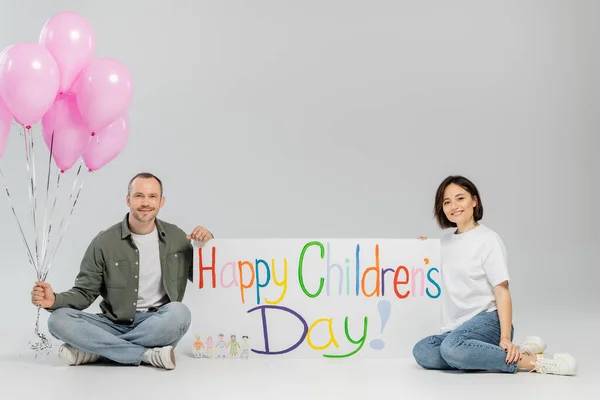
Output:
[47, 302, 191, 365]
[412, 310, 518, 373]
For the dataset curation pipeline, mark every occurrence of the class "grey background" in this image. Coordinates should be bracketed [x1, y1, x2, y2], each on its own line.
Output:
[0, 0, 598, 358]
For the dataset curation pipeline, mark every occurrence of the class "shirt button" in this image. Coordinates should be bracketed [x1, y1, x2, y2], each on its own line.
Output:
[134, 289, 137, 292]
[133, 302, 136, 306]
[174, 254, 178, 258]
[134, 275, 138, 278]
[135, 262, 138, 265]
[130, 319, 133, 322]
[115, 262, 119, 266]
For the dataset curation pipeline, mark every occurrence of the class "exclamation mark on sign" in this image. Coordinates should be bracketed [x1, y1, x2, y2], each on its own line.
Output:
[369, 300, 391, 350]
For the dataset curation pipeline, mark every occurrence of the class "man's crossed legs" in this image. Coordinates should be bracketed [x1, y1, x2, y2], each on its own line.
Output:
[47, 302, 191, 370]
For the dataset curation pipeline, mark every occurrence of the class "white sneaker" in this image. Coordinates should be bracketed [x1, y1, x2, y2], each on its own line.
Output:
[532, 353, 577, 376]
[519, 336, 547, 355]
[142, 346, 176, 370]
[58, 343, 100, 366]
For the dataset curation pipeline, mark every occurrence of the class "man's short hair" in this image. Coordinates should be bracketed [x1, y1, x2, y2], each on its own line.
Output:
[127, 172, 163, 196]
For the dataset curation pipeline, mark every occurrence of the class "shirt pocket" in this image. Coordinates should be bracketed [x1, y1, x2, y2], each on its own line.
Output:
[166, 251, 188, 281]
[105, 259, 130, 288]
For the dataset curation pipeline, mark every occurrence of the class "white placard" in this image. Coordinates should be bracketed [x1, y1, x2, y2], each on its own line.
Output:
[190, 238, 441, 359]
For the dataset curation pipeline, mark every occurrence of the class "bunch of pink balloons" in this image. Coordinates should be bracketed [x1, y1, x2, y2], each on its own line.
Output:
[0, 11, 132, 172]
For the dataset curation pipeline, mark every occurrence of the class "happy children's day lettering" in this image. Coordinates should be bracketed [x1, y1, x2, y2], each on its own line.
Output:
[196, 241, 441, 302]
[193, 240, 441, 358]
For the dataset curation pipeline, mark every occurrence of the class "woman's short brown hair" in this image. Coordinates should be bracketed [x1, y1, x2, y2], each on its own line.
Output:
[434, 175, 483, 229]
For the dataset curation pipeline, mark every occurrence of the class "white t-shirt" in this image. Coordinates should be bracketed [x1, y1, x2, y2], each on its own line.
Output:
[131, 228, 168, 311]
[439, 224, 510, 333]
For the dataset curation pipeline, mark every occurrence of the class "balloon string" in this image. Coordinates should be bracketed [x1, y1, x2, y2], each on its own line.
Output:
[43, 162, 88, 280]
[3, 123, 91, 357]
[23, 127, 41, 276]
[1, 156, 52, 356]
[0, 163, 35, 269]
[40, 172, 60, 276]
[28, 306, 52, 357]
[40, 129, 56, 271]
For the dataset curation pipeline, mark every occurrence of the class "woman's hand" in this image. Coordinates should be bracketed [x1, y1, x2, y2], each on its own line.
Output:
[499, 337, 521, 364]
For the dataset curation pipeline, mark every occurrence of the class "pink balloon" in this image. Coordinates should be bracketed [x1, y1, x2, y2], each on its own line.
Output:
[0, 42, 60, 128]
[0, 97, 12, 158]
[75, 58, 133, 133]
[0, 45, 13, 60]
[82, 113, 129, 171]
[39, 11, 95, 93]
[41, 94, 91, 172]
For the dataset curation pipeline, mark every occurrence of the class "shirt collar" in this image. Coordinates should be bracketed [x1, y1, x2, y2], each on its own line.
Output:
[121, 213, 167, 241]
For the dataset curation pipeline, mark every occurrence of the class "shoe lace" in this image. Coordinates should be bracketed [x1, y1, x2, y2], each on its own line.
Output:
[531, 357, 556, 375]
[151, 350, 166, 368]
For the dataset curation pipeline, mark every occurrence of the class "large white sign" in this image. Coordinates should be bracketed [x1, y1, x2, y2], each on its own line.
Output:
[190, 239, 441, 359]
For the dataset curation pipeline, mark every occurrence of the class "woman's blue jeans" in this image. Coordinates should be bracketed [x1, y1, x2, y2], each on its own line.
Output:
[412, 310, 517, 373]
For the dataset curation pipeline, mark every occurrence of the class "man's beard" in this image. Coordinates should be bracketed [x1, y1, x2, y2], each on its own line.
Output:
[133, 208, 155, 222]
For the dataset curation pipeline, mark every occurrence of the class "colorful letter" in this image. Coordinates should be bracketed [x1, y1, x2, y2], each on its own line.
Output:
[355, 244, 361, 296]
[426, 267, 441, 298]
[345, 259, 350, 295]
[393, 265, 410, 299]
[411, 267, 425, 296]
[255, 259, 271, 305]
[361, 244, 381, 297]
[198, 247, 216, 289]
[298, 241, 325, 298]
[380, 267, 396, 296]
[219, 261, 238, 288]
[248, 305, 308, 355]
[307, 318, 339, 350]
[326, 242, 344, 296]
[265, 258, 288, 305]
[323, 316, 369, 358]
[238, 261, 255, 304]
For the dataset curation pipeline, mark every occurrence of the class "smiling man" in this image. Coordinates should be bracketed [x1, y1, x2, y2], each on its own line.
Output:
[30, 172, 213, 370]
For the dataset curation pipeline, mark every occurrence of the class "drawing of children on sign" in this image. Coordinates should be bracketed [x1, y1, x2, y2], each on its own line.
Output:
[193, 334, 204, 358]
[215, 333, 227, 358]
[228, 334, 241, 358]
[240, 336, 250, 359]
[205, 336, 213, 358]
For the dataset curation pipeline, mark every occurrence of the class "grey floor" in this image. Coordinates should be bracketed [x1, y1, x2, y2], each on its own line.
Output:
[0, 318, 596, 400]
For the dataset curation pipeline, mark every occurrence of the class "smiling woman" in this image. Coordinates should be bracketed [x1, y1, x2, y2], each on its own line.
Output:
[411, 175, 577, 376]
[434, 176, 483, 234]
